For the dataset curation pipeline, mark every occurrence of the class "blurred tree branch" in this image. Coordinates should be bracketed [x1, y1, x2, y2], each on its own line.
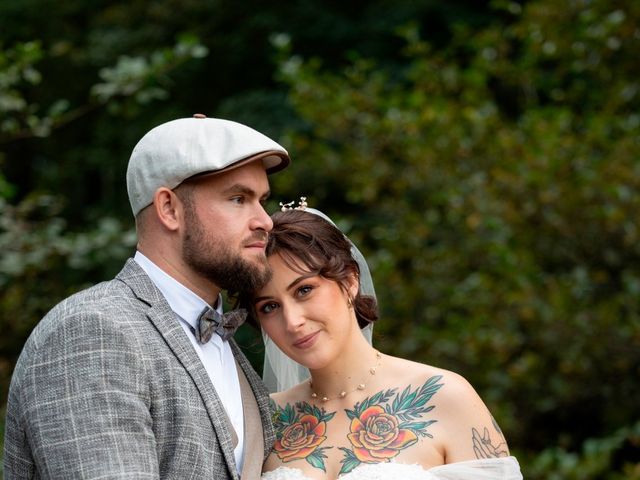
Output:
[0, 35, 208, 144]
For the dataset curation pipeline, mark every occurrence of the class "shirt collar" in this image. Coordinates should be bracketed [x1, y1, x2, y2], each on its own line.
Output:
[133, 251, 223, 331]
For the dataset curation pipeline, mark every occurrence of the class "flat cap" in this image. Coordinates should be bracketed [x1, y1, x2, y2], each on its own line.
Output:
[126, 115, 290, 215]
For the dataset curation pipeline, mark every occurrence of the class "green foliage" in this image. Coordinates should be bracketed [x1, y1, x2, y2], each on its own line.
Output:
[0, 37, 208, 143]
[0, 41, 45, 136]
[523, 421, 640, 480]
[268, 0, 640, 477]
[92, 35, 208, 112]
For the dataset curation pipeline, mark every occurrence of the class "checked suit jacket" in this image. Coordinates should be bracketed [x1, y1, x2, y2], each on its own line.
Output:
[4, 259, 275, 479]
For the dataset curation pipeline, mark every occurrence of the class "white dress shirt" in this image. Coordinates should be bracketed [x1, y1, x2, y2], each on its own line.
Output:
[134, 252, 245, 472]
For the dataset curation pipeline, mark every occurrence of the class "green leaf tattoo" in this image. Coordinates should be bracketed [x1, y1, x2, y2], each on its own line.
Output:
[340, 375, 444, 475]
[338, 447, 361, 475]
[271, 400, 336, 471]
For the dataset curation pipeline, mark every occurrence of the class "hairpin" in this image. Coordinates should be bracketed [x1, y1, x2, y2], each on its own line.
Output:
[279, 196, 308, 212]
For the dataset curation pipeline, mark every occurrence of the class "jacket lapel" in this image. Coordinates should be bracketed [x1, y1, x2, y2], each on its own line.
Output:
[116, 259, 240, 478]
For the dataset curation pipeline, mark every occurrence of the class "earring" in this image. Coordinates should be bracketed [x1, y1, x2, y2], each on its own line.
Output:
[347, 297, 354, 309]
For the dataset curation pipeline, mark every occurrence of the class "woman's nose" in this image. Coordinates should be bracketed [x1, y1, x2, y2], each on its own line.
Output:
[282, 304, 305, 332]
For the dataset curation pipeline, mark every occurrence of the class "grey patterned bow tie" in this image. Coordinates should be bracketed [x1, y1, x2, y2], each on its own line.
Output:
[196, 307, 247, 343]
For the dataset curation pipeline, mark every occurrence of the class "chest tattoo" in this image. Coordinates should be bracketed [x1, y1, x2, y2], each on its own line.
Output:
[270, 400, 336, 471]
[270, 375, 444, 474]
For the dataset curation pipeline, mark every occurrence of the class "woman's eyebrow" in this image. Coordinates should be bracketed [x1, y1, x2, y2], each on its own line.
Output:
[286, 273, 316, 291]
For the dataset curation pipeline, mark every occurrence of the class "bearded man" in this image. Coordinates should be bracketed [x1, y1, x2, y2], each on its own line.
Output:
[4, 115, 290, 480]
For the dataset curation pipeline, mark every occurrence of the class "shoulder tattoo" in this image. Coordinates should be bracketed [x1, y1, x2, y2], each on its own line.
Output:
[471, 423, 509, 459]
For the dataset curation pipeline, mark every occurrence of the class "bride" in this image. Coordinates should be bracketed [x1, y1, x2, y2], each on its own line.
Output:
[238, 202, 523, 480]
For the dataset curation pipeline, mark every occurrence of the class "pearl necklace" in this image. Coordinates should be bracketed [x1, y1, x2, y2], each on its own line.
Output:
[309, 351, 382, 402]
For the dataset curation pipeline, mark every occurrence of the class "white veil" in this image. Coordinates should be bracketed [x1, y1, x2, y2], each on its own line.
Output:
[262, 207, 376, 393]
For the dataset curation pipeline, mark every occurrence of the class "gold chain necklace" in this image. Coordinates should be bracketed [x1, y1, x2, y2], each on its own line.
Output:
[309, 351, 382, 402]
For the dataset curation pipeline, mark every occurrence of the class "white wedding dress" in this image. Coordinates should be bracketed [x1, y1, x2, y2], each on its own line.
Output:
[261, 456, 523, 480]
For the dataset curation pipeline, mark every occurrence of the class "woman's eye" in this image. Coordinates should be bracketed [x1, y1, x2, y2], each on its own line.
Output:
[259, 302, 278, 314]
[297, 285, 313, 297]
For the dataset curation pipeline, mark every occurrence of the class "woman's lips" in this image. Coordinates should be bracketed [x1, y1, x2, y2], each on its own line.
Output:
[293, 331, 319, 349]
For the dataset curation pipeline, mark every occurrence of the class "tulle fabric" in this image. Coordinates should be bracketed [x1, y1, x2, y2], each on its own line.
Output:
[261, 457, 523, 480]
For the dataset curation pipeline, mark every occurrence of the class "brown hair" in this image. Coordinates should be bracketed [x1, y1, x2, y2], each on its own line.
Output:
[237, 209, 378, 328]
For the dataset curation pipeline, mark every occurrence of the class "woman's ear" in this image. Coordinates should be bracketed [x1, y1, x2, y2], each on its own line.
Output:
[346, 269, 360, 302]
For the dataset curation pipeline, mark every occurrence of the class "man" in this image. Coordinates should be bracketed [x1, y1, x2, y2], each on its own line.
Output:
[4, 114, 290, 479]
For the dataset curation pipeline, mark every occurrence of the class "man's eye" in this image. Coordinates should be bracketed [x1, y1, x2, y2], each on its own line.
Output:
[231, 196, 245, 204]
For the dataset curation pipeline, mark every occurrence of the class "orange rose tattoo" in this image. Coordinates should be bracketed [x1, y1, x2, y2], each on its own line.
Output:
[271, 401, 335, 471]
[275, 414, 326, 461]
[339, 376, 444, 475]
[348, 405, 418, 462]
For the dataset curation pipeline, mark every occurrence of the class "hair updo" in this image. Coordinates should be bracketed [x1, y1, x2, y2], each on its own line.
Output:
[241, 209, 378, 328]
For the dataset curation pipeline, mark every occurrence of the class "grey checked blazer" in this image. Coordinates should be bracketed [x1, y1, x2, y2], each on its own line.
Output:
[4, 259, 275, 479]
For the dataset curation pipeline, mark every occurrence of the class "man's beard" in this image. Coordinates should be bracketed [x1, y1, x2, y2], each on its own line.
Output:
[182, 209, 272, 292]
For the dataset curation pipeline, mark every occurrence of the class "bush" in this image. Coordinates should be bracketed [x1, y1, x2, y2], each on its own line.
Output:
[268, 0, 640, 476]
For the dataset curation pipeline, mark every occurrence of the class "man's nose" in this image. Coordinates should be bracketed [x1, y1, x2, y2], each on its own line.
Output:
[251, 202, 273, 232]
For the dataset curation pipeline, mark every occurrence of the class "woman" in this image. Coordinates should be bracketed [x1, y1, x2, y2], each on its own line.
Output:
[240, 204, 523, 480]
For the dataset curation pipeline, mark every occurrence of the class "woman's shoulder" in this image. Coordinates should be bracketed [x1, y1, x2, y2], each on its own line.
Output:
[382, 355, 474, 395]
[384, 356, 493, 419]
[394, 360, 510, 462]
[379, 358, 482, 416]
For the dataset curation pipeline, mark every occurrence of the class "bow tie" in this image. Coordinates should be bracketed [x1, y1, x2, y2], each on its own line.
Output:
[195, 307, 247, 343]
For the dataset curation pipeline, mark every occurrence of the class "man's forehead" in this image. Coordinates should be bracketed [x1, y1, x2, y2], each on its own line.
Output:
[197, 162, 271, 197]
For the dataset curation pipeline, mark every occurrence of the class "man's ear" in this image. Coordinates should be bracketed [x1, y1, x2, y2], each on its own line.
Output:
[153, 187, 182, 232]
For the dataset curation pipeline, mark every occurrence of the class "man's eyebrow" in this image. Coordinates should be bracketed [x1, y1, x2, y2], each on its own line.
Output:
[220, 184, 271, 200]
